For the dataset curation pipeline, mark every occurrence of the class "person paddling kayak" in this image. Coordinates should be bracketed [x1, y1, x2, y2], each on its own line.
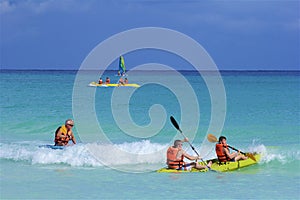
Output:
[167, 138, 212, 171]
[216, 136, 247, 162]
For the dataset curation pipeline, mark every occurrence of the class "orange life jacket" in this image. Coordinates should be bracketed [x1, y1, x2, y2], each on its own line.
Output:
[99, 79, 103, 84]
[167, 146, 185, 169]
[216, 143, 230, 162]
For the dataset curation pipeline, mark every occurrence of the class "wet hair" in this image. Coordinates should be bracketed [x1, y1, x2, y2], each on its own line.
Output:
[174, 140, 182, 147]
[218, 136, 226, 143]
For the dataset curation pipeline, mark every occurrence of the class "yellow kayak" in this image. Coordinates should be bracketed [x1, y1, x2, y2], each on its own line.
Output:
[157, 153, 260, 173]
[89, 82, 140, 88]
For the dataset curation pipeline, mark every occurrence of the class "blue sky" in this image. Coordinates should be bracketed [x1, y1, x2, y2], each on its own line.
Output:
[0, 0, 299, 70]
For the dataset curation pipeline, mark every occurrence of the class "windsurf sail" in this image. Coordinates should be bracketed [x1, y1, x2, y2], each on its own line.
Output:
[118, 56, 126, 75]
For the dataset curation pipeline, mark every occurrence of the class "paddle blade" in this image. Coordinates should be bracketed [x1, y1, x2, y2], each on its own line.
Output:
[246, 153, 257, 162]
[170, 116, 180, 131]
[207, 134, 218, 143]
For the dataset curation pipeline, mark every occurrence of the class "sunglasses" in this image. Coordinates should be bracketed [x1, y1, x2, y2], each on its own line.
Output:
[67, 124, 74, 127]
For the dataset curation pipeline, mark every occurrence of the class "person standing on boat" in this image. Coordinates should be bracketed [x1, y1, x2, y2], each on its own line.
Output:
[216, 136, 247, 162]
[167, 138, 212, 170]
[54, 119, 76, 146]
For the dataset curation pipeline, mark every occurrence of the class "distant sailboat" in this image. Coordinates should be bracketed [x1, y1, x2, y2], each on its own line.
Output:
[89, 55, 140, 87]
[118, 55, 126, 76]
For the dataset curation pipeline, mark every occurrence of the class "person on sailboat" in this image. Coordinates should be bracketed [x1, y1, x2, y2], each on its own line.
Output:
[124, 78, 128, 84]
[118, 77, 125, 86]
[105, 77, 110, 84]
[98, 78, 103, 84]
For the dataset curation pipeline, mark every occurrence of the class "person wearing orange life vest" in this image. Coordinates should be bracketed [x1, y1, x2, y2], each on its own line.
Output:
[216, 136, 247, 162]
[105, 77, 110, 84]
[98, 77, 103, 84]
[54, 119, 76, 146]
[167, 138, 212, 170]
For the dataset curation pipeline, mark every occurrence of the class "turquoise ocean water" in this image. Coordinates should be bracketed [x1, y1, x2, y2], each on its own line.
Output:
[0, 70, 299, 199]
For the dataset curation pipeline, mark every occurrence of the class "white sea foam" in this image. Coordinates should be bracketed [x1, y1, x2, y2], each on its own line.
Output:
[258, 144, 300, 164]
[1, 141, 298, 168]
[0, 140, 167, 168]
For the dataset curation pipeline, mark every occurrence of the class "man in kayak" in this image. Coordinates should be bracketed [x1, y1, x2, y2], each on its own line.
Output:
[216, 136, 247, 162]
[167, 138, 212, 170]
[54, 119, 76, 146]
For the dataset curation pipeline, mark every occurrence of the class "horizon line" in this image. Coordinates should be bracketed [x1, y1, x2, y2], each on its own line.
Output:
[1, 68, 299, 72]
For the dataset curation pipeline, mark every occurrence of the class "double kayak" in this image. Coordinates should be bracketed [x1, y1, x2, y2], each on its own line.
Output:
[157, 153, 260, 173]
[88, 82, 140, 88]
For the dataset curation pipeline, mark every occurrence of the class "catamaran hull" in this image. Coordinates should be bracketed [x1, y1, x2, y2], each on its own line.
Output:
[88, 82, 140, 88]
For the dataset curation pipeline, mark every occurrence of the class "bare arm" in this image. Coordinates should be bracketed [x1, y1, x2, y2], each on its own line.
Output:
[182, 138, 189, 143]
[224, 147, 237, 159]
[70, 132, 76, 144]
[178, 150, 199, 161]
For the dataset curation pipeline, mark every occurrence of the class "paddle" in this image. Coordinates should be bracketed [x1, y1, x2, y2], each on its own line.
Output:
[207, 134, 256, 161]
[170, 116, 212, 170]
